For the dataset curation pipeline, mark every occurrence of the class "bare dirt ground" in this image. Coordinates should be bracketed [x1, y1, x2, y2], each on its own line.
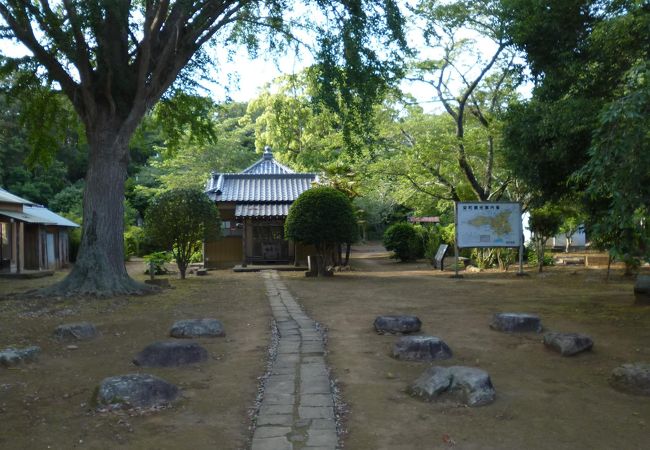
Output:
[281, 244, 650, 450]
[1, 248, 649, 450]
[0, 263, 270, 450]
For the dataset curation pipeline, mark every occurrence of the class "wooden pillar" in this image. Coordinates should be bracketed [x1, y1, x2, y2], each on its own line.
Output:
[17, 221, 24, 273]
[241, 218, 248, 267]
[10, 220, 17, 273]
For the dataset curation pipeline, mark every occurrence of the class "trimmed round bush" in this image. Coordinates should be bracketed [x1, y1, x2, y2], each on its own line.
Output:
[383, 222, 422, 261]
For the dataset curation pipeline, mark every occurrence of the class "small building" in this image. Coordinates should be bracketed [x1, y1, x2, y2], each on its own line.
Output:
[0, 187, 79, 274]
[204, 147, 317, 268]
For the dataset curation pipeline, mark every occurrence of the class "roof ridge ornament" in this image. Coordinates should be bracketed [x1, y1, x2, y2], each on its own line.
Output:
[263, 145, 273, 160]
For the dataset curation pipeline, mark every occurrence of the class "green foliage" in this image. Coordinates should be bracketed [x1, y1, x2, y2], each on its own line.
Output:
[245, 72, 344, 171]
[285, 187, 358, 274]
[502, 0, 650, 254]
[528, 205, 563, 272]
[383, 222, 423, 262]
[144, 188, 221, 279]
[143, 251, 173, 275]
[525, 244, 554, 268]
[577, 61, 650, 271]
[123, 226, 157, 259]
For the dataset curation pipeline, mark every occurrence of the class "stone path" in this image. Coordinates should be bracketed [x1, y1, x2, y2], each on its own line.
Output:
[252, 270, 338, 450]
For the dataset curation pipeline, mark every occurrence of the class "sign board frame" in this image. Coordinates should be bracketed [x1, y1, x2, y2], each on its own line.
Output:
[455, 202, 523, 249]
[453, 201, 525, 277]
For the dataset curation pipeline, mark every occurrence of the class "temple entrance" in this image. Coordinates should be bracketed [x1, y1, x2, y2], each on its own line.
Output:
[251, 221, 290, 263]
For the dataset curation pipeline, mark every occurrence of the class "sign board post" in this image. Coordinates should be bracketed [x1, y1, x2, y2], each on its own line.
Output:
[433, 244, 449, 270]
[454, 202, 524, 277]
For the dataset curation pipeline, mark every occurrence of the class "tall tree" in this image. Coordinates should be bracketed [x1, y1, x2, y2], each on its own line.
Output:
[502, 0, 649, 266]
[0, 0, 405, 296]
[407, 0, 519, 202]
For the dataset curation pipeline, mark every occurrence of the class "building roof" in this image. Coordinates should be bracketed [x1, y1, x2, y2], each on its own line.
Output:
[207, 174, 316, 202]
[206, 147, 317, 216]
[0, 187, 79, 227]
[0, 187, 37, 206]
[0, 205, 79, 227]
[242, 146, 295, 174]
[235, 203, 290, 218]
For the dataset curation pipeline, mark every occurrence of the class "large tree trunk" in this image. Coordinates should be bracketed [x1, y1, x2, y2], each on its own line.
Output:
[38, 116, 152, 297]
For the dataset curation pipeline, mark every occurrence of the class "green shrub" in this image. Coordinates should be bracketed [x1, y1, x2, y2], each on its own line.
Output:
[285, 187, 358, 276]
[143, 251, 172, 275]
[383, 222, 422, 261]
[525, 244, 554, 267]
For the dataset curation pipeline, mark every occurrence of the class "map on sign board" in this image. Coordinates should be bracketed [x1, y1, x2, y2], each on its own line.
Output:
[456, 202, 522, 248]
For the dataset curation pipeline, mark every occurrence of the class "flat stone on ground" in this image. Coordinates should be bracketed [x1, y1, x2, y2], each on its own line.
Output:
[544, 332, 593, 356]
[409, 365, 495, 406]
[169, 318, 225, 338]
[97, 373, 179, 408]
[374, 315, 422, 334]
[392, 335, 453, 361]
[609, 363, 650, 396]
[133, 341, 208, 367]
[490, 313, 542, 333]
[54, 322, 98, 341]
[0, 346, 41, 367]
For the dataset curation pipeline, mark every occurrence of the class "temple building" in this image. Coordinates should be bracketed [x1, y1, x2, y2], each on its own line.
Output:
[204, 147, 317, 268]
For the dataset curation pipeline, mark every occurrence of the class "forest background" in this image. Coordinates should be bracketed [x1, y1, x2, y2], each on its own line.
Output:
[1, 0, 648, 271]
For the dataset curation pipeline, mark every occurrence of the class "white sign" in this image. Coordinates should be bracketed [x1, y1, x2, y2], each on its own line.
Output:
[455, 202, 522, 248]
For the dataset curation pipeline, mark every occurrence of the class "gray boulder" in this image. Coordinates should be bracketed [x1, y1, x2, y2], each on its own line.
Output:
[634, 275, 650, 304]
[54, 322, 99, 341]
[490, 313, 542, 333]
[170, 319, 225, 338]
[409, 365, 495, 407]
[0, 346, 41, 367]
[374, 315, 422, 334]
[133, 341, 208, 367]
[609, 363, 650, 396]
[97, 374, 179, 408]
[392, 336, 453, 361]
[544, 332, 593, 356]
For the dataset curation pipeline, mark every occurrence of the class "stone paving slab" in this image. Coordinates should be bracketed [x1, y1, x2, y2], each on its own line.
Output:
[252, 270, 338, 450]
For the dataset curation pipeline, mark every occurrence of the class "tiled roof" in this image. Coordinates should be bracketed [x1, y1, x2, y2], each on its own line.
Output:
[207, 174, 316, 202]
[235, 203, 290, 218]
[242, 147, 295, 174]
[206, 147, 317, 218]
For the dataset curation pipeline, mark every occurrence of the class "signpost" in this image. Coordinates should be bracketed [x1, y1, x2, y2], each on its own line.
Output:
[454, 202, 524, 277]
[433, 244, 449, 270]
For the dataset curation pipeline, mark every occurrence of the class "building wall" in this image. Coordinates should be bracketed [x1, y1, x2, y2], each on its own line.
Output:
[204, 237, 243, 268]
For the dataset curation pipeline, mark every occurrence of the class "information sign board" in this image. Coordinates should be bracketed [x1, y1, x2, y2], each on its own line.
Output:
[455, 202, 522, 248]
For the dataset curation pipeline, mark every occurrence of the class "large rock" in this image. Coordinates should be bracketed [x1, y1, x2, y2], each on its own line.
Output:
[374, 315, 422, 334]
[544, 332, 593, 356]
[490, 313, 542, 333]
[0, 346, 41, 367]
[97, 374, 179, 408]
[634, 275, 650, 304]
[169, 319, 225, 338]
[392, 336, 453, 361]
[133, 341, 208, 367]
[409, 366, 495, 407]
[54, 322, 99, 341]
[609, 363, 650, 396]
